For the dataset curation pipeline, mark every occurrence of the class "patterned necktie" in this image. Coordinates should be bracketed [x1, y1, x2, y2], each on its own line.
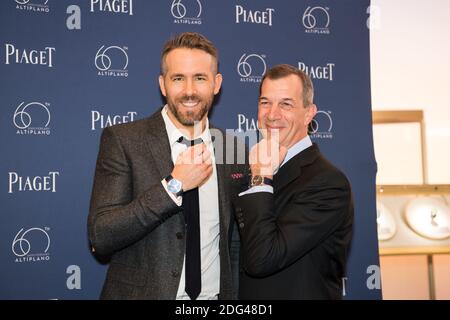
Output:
[178, 136, 202, 300]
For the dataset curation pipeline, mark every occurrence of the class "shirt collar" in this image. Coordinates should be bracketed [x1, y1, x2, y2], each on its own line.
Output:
[161, 105, 211, 147]
[280, 135, 313, 168]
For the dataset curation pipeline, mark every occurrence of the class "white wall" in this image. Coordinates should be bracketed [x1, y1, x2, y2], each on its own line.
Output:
[370, 0, 450, 184]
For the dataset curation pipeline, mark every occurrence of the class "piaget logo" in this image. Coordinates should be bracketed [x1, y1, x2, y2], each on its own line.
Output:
[237, 114, 257, 132]
[8, 171, 60, 193]
[13, 101, 51, 135]
[171, 0, 202, 25]
[302, 6, 330, 34]
[298, 61, 335, 81]
[90, 0, 133, 15]
[237, 53, 267, 83]
[15, 0, 49, 13]
[91, 110, 137, 130]
[308, 110, 333, 139]
[12, 227, 51, 263]
[95, 45, 129, 77]
[235, 5, 274, 26]
[5, 44, 55, 67]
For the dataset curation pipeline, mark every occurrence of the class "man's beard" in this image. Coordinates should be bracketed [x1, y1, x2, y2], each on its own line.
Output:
[167, 94, 213, 126]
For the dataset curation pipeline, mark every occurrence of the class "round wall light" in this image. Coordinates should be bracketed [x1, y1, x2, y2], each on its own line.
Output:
[404, 197, 450, 240]
[376, 200, 397, 241]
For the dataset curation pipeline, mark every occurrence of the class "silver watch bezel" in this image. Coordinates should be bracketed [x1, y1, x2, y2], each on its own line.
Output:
[167, 177, 182, 196]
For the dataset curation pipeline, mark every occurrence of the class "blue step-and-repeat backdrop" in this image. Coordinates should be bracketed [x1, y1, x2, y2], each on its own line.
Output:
[0, 0, 381, 299]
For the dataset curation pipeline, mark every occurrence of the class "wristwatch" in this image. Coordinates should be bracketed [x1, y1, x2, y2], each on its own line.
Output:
[165, 175, 183, 197]
[250, 175, 273, 187]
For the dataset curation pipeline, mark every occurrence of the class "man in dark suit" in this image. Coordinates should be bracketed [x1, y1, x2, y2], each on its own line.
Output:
[236, 64, 354, 299]
[88, 32, 244, 300]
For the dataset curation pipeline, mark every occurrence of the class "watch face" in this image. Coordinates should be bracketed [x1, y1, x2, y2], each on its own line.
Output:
[251, 175, 263, 186]
[167, 178, 181, 193]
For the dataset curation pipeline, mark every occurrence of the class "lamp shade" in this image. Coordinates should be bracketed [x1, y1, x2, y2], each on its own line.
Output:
[404, 197, 450, 240]
[376, 200, 397, 241]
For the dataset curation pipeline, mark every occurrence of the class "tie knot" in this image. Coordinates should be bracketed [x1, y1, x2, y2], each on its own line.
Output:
[177, 136, 203, 147]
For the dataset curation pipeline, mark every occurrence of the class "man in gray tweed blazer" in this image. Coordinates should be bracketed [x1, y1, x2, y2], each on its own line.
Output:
[88, 32, 245, 300]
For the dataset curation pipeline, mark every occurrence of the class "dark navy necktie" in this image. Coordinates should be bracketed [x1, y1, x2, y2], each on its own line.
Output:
[178, 136, 202, 300]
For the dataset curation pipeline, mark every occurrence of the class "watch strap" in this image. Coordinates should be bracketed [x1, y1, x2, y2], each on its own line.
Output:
[262, 177, 273, 186]
[250, 175, 273, 187]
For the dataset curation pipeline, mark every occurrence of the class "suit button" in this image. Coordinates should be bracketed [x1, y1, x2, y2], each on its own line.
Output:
[176, 232, 183, 239]
[239, 222, 244, 229]
[171, 271, 179, 278]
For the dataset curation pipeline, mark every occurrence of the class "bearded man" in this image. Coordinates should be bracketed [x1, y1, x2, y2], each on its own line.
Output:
[88, 32, 245, 300]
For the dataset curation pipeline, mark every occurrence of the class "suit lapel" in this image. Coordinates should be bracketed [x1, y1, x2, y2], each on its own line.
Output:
[216, 162, 230, 233]
[144, 110, 174, 178]
[274, 143, 320, 192]
[212, 125, 230, 233]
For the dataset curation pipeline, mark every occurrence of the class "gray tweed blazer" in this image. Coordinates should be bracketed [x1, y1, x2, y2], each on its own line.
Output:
[88, 109, 245, 300]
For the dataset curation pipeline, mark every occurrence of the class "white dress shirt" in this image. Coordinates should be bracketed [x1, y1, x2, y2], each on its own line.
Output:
[239, 135, 313, 196]
[160, 105, 220, 300]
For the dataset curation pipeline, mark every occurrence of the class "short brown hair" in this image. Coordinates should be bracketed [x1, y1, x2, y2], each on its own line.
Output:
[260, 64, 314, 107]
[160, 32, 218, 75]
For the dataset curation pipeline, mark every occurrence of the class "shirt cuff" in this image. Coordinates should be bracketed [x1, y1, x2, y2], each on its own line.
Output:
[238, 185, 273, 197]
[161, 179, 182, 206]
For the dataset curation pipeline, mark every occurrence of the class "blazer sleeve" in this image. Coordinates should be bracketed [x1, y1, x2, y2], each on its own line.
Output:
[237, 170, 352, 277]
[87, 127, 180, 256]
